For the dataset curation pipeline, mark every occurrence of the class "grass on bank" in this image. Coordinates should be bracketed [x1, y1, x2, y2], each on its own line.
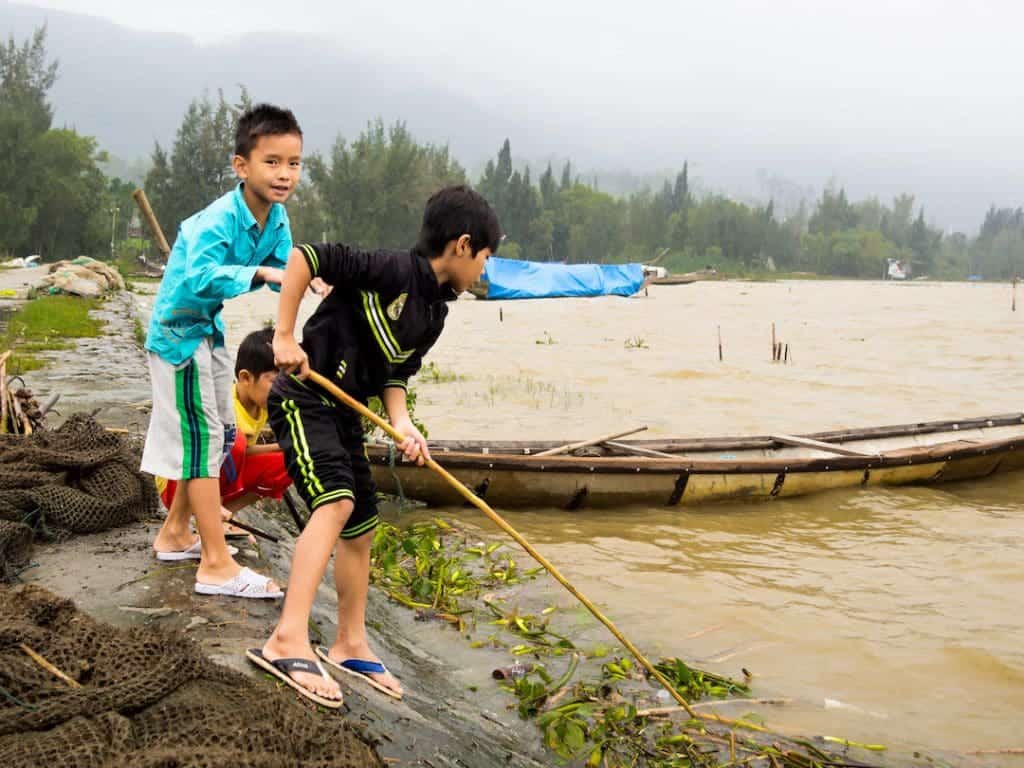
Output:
[0, 294, 104, 372]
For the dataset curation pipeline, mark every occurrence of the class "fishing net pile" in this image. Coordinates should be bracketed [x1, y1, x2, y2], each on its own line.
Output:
[0, 584, 383, 768]
[36, 257, 126, 298]
[0, 414, 159, 582]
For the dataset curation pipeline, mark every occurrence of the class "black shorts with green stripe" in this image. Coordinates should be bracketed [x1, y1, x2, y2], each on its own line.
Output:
[268, 377, 379, 540]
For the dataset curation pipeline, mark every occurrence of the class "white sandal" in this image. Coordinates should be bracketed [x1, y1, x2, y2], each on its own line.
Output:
[194, 567, 283, 599]
[155, 540, 238, 561]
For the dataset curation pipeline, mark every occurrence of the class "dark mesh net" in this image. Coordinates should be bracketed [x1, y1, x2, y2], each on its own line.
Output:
[0, 584, 382, 767]
[0, 415, 160, 581]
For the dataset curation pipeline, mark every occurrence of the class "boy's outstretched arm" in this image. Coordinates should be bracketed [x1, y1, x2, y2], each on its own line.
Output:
[273, 247, 313, 377]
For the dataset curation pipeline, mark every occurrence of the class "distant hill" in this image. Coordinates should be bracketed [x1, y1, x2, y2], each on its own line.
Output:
[2, 2, 1018, 231]
[0, 1, 517, 166]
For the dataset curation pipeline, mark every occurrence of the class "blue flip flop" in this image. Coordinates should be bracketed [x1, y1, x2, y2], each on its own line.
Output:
[315, 646, 403, 700]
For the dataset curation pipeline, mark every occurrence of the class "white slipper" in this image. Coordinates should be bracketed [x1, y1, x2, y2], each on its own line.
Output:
[194, 567, 283, 599]
[155, 540, 238, 561]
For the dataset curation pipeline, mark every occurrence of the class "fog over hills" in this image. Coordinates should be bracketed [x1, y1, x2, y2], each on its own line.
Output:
[3, 0, 1022, 232]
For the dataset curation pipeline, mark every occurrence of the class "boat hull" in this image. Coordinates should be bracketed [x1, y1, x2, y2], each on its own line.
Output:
[367, 414, 1024, 508]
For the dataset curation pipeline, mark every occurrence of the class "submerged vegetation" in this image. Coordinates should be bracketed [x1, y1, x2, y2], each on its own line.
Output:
[419, 360, 464, 384]
[370, 518, 892, 768]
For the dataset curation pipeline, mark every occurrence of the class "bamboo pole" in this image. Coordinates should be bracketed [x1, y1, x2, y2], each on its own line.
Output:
[602, 440, 677, 459]
[19, 644, 81, 688]
[304, 371, 709, 719]
[717, 326, 723, 361]
[12, 391, 31, 435]
[132, 189, 171, 258]
[0, 350, 9, 434]
[221, 517, 279, 543]
[534, 426, 647, 457]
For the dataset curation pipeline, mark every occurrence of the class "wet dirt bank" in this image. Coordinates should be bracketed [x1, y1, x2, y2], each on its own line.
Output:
[23, 509, 551, 767]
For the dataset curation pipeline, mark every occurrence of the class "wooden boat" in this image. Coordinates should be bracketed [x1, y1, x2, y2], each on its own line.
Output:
[650, 268, 718, 286]
[367, 413, 1024, 509]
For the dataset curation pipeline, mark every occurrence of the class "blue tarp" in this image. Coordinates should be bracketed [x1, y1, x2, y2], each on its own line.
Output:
[480, 258, 645, 300]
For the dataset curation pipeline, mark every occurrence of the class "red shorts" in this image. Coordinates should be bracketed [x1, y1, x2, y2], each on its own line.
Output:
[160, 429, 292, 508]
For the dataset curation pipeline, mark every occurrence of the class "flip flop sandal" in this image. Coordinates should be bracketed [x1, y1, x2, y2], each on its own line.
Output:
[316, 646, 403, 700]
[246, 649, 343, 708]
[194, 567, 283, 599]
[155, 540, 238, 561]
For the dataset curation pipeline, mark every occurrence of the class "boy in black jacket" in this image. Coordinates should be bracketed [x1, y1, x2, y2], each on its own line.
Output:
[247, 186, 500, 705]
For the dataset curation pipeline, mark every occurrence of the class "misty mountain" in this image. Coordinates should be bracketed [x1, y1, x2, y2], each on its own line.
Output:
[2, 1, 1020, 232]
[0, 1, 524, 170]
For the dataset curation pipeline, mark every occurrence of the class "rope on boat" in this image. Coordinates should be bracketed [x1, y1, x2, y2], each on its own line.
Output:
[384, 440, 409, 508]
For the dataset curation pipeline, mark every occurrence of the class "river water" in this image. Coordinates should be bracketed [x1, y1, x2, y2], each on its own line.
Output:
[132, 279, 1023, 760]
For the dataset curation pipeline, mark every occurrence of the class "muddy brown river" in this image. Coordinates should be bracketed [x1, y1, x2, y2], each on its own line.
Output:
[131, 279, 1024, 759]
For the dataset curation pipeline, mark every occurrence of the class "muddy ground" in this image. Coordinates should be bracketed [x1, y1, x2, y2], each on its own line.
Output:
[4, 282, 552, 767]
[24, 512, 552, 768]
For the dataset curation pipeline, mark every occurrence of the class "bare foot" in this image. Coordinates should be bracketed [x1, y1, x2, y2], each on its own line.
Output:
[327, 640, 403, 697]
[153, 531, 199, 555]
[262, 633, 342, 701]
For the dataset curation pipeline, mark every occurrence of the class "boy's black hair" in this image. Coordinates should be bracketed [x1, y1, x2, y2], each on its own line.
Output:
[235, 103, 303, 157]
[235, 327, 276, 377]
[415, 185, 502, 259]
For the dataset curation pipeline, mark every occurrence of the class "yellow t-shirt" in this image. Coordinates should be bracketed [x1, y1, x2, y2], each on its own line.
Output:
[155, 385, 267, 494]
[232, 384, 268, 447]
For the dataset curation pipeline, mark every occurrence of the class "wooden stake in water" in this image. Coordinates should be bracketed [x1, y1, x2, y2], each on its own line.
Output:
[499, 307, 504, 322]
[1013, 275, 1017, 312]
[717, 326, 723, 361]
[771, 322, 776, 359]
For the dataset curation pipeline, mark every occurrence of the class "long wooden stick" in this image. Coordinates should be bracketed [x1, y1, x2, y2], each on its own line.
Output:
[0, 350, 9, 434]
[223, 517, 279, 543]
[304, 371, 699, 717]
[134, 195, 745, 730]
[281, 489, 307, 533]
[19, 643, 81, 688]
[602, 440, 677, 459]
[132, 189, 171, 257]
[10, 387, 30, 435]
[770, 433, 877, 458]
[534, 426, 647, 457]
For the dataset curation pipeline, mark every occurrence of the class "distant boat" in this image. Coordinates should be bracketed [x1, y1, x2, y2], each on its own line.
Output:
[468, 257, 646, 300]
[887, 258, 910, 280]
[649, 268, 718, 286]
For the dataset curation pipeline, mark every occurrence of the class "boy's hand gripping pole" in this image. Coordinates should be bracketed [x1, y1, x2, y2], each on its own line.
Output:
[304, 370, 705, 718]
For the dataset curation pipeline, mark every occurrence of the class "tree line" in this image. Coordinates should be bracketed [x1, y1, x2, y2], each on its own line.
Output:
[2, 26, 1022, 282]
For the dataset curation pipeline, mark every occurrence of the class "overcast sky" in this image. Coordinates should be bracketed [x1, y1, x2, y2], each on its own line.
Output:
[20, 0, 1024, 228]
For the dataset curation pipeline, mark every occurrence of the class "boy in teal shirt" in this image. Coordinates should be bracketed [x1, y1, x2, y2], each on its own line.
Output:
[141, 103, 303, 598]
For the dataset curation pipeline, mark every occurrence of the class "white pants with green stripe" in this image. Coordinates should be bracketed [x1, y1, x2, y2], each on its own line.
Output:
[140, 339, 235, 481]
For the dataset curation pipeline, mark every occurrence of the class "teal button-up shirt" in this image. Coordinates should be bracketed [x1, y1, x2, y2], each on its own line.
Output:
[145, 183, 291, 364]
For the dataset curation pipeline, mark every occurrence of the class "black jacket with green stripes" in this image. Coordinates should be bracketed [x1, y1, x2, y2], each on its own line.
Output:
[292, 242, 457, 403]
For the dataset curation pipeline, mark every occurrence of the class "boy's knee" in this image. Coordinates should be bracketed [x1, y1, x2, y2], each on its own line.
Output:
[309, 497, 355, 524]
